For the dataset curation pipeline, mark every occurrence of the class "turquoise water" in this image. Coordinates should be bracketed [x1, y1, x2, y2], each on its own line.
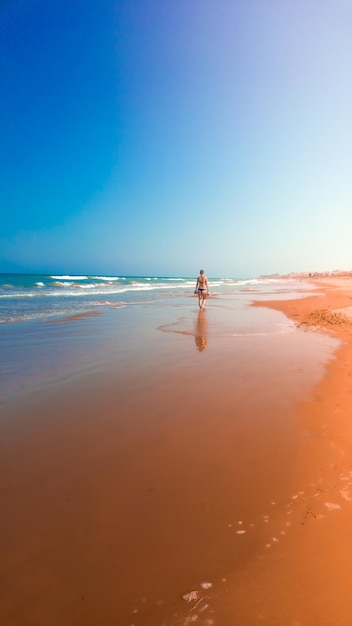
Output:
[0, 273, 197, 323]
[0, 273, 316, 323]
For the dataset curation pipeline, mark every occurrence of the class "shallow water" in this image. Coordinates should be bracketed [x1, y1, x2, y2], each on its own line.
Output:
[0, 277, 320, 403]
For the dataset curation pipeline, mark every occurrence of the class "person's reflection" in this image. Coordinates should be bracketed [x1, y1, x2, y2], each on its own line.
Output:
[195, 310, 208, 351]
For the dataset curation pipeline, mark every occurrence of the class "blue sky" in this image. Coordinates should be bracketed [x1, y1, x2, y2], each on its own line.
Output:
[1, 0, 351, 278]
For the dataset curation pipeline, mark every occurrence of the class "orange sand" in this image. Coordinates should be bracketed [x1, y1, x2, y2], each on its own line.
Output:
[246, 277, 352, 625]
[1, 278, 352, 625]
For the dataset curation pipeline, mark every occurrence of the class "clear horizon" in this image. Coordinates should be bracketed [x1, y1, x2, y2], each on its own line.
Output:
[2, 269, 351, 281]
[1, 0, 351, 278]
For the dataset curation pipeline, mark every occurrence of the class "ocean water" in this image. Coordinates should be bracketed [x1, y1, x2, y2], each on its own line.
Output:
[0, 273, 316, 324]
[0, 273, 322, 404]
[0, 273, 196, 323]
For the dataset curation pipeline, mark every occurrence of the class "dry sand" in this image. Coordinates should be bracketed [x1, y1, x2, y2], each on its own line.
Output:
[246, 277, 352, 625]
[1, 278, 352, 625]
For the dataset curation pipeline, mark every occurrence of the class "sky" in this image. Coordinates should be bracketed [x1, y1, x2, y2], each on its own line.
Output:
[1, 0, 351, 278]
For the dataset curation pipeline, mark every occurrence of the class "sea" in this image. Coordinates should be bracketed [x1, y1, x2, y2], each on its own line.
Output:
[0, 272, 327, 405]
[0, 272, 317, 324]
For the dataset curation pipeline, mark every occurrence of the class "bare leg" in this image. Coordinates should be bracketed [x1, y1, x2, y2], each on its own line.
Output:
[197, 290, 207, 310]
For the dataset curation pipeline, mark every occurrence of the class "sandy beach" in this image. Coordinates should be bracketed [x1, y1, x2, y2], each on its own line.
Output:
[236, 277, 352, 625]
[1, 278, 352, 625]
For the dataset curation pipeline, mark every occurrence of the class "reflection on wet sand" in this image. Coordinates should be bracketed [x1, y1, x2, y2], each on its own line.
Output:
[195, 310, 208, 351]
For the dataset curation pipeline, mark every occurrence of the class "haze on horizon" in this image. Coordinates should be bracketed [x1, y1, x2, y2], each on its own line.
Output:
[1, 0, 351, 279]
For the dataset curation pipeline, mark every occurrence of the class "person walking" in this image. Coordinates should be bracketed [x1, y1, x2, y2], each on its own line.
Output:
[195, 269, 209, 310]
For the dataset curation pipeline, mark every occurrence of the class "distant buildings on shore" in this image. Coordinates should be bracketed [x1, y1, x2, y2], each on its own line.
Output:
[260, 270, 352, 280]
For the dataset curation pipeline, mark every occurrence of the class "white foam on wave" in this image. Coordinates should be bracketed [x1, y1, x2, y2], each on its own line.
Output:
[73, 283, 100, 289]
[93, 276, 120, 281]
[237, 279, 262, 285]
[35, 282, 45, 287]
[0, 292, 38, 298]
[0, 281, 188, 300]
[51, 275, 88, 280]
[90, 300, 126, 308]
[53, 281, 116, 291]
[1, 308, 86, 323]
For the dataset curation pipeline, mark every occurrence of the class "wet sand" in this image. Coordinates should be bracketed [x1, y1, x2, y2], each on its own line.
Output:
[1, 280, 352, 625]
